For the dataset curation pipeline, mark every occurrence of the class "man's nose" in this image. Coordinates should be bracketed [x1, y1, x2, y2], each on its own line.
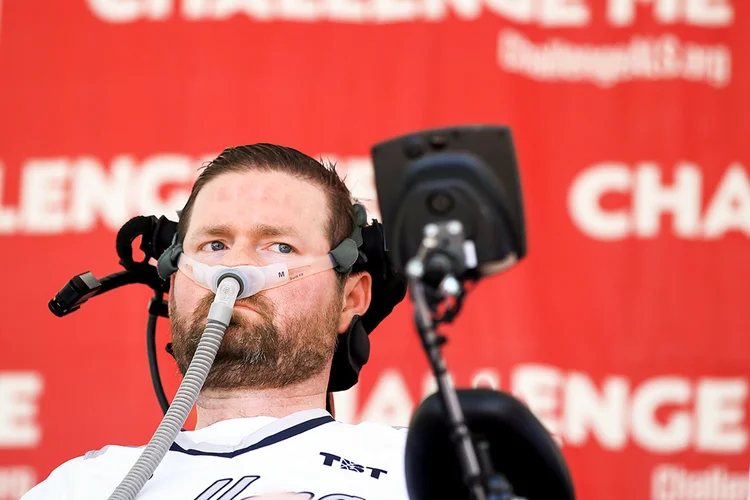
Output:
[220, 242, 266, 267]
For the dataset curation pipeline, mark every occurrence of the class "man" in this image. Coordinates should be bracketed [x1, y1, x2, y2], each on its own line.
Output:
[23, 144, 410, 499]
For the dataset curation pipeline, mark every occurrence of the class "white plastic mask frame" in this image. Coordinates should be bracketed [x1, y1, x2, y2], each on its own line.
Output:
[177, 253, 336, 299]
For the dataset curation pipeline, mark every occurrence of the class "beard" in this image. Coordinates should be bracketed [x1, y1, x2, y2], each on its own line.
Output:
[169, 287, 342, 390]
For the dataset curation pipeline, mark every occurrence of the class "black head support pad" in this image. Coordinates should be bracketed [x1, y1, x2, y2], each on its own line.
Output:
[327, 203, 408, 392]
[152, 203, 407, 393]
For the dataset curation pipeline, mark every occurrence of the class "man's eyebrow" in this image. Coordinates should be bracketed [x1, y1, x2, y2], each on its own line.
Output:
[192, 223, 302, 239]
[250, 223, 302, 239]
[192, 223, 234, 239]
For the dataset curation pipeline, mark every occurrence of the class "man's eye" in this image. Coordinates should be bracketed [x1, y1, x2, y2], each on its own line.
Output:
[201, 241, 226, 252]
[270, 243, 294, 254]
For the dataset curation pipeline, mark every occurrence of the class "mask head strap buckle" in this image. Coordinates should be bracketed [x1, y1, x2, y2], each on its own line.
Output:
[156, 234, 183, 281]
[329, 203, 369, 273]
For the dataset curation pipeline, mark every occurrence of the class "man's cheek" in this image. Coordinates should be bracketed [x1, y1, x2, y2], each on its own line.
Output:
[267, 280, 324, 313]
[173, 272, 202, 310]
[290, 278, 329, 304]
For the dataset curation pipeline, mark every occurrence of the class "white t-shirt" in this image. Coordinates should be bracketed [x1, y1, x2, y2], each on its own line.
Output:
[22, 409, 410, 500]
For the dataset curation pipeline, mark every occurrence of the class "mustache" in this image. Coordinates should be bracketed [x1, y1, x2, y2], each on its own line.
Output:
[195, 291, 275, 319]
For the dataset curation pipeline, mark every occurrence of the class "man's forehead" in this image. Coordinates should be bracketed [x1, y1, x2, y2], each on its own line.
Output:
[189, 170, 329, 238]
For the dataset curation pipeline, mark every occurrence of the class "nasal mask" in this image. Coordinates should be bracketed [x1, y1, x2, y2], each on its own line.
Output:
[177, 252, 337, 299]
[155, 224, 363, 299]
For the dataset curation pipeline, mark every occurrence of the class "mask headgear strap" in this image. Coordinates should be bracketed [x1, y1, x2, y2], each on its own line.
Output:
[157, 204, 370, 282]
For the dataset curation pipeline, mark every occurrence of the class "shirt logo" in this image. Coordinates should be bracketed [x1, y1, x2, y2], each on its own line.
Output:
[319, 452, 388, 479]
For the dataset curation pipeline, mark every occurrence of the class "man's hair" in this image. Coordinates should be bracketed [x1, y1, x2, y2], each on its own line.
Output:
[177, 144, 356, 284]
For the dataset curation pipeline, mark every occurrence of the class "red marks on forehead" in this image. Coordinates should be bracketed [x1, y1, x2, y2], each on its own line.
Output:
[192, 170, 330, 249]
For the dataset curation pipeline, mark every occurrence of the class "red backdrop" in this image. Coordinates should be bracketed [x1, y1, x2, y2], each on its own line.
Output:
[1, 0, 749, 499]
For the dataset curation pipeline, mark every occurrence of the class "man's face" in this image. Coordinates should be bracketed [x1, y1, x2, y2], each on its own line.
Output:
[169, 169, 345, 390]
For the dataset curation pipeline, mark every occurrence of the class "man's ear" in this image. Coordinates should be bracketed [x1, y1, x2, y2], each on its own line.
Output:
[338, 271, 372, 334]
